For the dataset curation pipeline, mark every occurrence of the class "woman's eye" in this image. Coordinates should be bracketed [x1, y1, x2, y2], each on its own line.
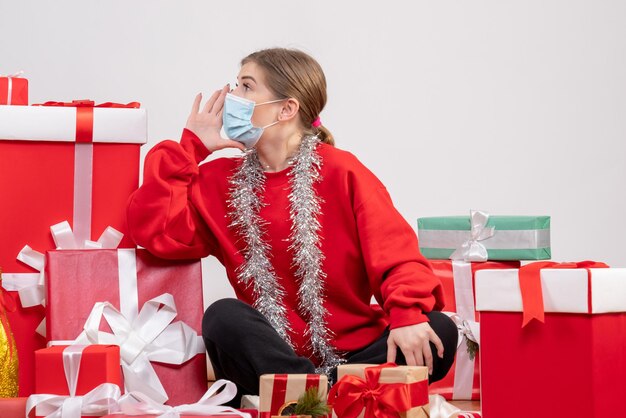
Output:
[243, 83, 251, 91]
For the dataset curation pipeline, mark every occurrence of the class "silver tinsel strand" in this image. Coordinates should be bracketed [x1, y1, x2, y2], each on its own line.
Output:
[228, 149, 292, 345]
[227, 135, 343, 376]
[287, 136, 344, 375]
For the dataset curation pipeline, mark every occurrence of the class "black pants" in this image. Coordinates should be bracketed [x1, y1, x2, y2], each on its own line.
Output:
[202, 298, 458, 406]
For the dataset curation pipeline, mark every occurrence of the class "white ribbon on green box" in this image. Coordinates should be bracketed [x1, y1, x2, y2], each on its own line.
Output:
[417, 210, 551, 261]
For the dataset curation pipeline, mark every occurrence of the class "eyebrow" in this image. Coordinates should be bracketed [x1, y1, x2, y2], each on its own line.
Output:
[239, 75, 257, 83]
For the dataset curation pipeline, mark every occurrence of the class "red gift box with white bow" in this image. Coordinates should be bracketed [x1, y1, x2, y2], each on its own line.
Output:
[28, 345, 122, 418]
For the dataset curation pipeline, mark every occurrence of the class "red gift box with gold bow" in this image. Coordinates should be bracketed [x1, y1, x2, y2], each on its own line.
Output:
[328, 363, 429, 418]
[0, 100, 146, 396]
[475, 261, 626, 418]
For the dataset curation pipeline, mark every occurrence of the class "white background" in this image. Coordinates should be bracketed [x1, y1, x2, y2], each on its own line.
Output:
[2, 1, 625, 306]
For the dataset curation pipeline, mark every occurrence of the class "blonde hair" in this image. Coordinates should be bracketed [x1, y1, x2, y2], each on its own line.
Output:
[242, 48, 335, 146]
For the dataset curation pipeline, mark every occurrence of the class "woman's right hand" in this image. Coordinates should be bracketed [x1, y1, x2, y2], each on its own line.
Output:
[185, 85, 246, 153]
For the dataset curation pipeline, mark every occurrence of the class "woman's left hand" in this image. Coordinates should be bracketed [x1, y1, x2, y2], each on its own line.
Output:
[387, 322, 444, 375]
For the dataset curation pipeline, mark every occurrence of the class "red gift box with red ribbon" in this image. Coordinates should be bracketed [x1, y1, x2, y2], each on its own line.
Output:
[0, 73, 28, 105]
[475, 261, 626, 418]
[428, 260, 519, 401]
[329, 363, 429, 418]
[0, 100, 146, 396]
[45, 248, 208, 406]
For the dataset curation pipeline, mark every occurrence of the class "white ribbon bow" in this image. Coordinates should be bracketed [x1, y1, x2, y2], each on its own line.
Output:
[450, 210, 495, 262]
[1, 221, 123, 336]
[428, 394, 481, 418]
[1, 70, 24, 78]
[118, 380, 251, 418]
[447, 313, 480, 347]
[72, 293, 204, 404]
[26, 345, 122, 418]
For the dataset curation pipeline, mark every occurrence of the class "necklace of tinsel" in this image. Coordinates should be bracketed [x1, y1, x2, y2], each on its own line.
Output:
[227, 134, 343, 375]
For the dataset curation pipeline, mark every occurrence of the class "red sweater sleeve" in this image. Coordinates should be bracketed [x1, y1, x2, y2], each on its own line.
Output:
[355, 186, 445, 328]
[126, 129, 216, 259]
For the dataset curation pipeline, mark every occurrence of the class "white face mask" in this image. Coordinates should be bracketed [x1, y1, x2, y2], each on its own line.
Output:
[222, 93, 285, 148]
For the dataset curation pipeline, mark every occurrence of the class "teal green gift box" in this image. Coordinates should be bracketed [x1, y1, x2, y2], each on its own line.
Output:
[417, 215, 551, 260]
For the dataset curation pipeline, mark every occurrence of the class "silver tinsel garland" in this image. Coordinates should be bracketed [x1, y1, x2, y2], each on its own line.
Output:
[227, 135, 343, 375]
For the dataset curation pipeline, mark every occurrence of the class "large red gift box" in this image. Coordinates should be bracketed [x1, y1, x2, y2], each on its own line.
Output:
[475, 263, 626, 418]
[0, 74, 28, 105]
[428, 260, 519, 400]
[45, 248, 208, 406]
[0, 101, 146, 396]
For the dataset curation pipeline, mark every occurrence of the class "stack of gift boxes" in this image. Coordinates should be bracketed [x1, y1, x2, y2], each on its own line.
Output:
[1, 73, 625, 418]
[417, 211, 626, 418]
[0, 75, 251, 417]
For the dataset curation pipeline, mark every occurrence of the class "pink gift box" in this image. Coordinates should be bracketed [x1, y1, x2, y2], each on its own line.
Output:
[45, 248, 207, 406]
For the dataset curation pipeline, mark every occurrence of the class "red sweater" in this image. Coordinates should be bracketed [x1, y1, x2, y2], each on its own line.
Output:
[127, 129, 444, 363]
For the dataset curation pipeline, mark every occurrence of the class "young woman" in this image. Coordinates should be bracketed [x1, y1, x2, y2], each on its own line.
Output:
[127, 48, 458, 402]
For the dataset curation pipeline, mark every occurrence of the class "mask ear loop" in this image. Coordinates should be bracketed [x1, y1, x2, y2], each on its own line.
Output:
[255, 97, 289, 107]
[256, 98, 289, 129]
[261, 120, 280, 130]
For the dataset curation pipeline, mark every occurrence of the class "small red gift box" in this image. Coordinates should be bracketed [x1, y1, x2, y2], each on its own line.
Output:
[428, 260, 519, 401]
[475, 262, 626, 418]
[0, 74, 28, 105]
[35, 345, 122, 395]
[259, 374, 328, 418]
[46, 248, 207, 406]
[0, 101, 146, 396]
[29, 345, 122, 418]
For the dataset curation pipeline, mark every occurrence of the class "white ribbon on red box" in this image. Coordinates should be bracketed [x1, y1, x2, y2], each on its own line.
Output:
[25, 346, 250, 418]
[428, 394, 481, 418]
[26, 345, 122, 418]
[442, 261, 480, 400]
[117, 380, 252, 418]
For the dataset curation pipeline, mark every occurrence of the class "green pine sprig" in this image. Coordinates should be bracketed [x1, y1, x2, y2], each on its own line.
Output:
[281, 387, 330, 417]
[466, 339, 479, 361]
